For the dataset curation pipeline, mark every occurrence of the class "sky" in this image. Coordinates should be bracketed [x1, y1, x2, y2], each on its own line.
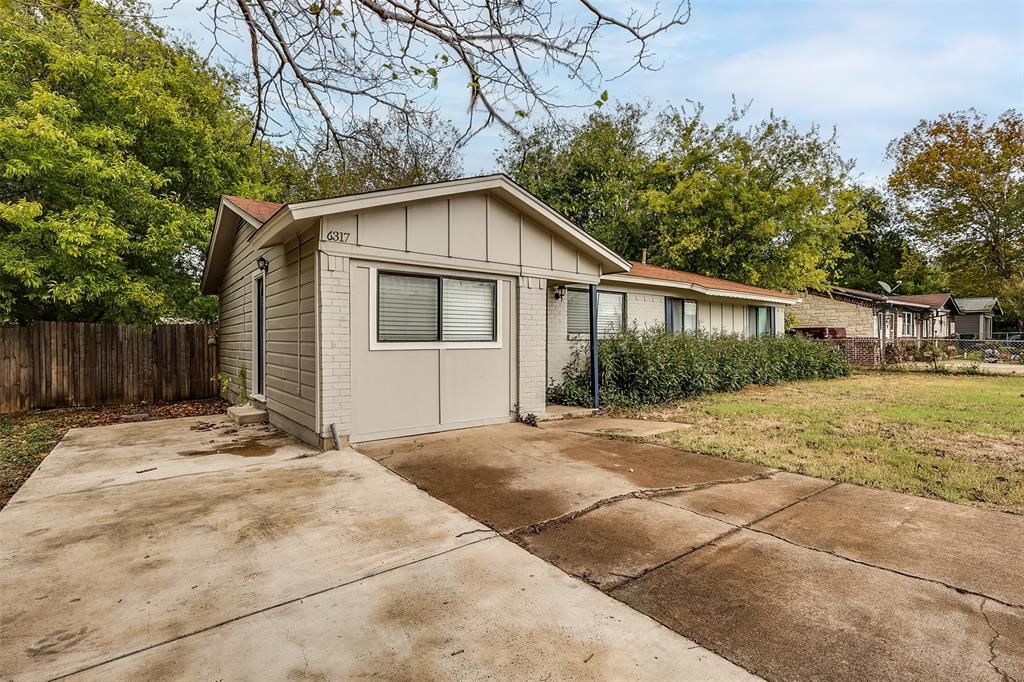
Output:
[157, 0, 1023, 186]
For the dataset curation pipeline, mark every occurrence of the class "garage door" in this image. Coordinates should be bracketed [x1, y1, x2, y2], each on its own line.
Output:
[350, 262, 515, 442]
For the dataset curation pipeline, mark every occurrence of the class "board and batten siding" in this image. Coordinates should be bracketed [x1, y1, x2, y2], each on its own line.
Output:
[546, 281, 786, 383]
[318, 194, 602, 278]
[217, 219, 319, 444]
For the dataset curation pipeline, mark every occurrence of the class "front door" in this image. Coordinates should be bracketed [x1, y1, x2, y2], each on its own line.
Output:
[254, 275, 266, 396]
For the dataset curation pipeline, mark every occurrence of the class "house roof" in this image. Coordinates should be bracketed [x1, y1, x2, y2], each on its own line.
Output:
[955, 297, 1002, 315]
[889, 293, 961, 314]
[809, 286, 935, 311]
[604, 261, 798, 305]
[223, 195, 283, 224]
[201, 175, 631, 294]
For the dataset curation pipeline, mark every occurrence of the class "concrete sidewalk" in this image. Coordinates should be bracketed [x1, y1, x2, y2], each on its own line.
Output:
[0, 416, 753, 681]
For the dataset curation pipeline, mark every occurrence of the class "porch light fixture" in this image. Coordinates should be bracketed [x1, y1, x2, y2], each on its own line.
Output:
[554, 284, 567, 300]
[256, 255, 269, 272]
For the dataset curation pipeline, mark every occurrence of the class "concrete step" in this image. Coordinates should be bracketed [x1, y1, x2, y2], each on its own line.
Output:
[227, 404, 268, 425]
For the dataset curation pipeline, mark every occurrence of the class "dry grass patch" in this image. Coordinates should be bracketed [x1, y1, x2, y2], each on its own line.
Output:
[615, 372, 1024, 514]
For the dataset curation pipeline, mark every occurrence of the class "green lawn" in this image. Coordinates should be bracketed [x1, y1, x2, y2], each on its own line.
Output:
[621, 372, 1024, 514]
[0, 400, 225, 508]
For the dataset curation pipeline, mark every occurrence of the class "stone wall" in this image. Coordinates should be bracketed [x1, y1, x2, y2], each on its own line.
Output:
[792, 293, 876, 337]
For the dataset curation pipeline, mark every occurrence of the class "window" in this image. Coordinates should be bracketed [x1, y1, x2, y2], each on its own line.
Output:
[377, 271, 496, 342]
[567, 289, 625, 336]
[901, 312, 914, 337]
[749, 306, 775, 337]
[442, 277, 496, 341]
[666, 298, 698, 334]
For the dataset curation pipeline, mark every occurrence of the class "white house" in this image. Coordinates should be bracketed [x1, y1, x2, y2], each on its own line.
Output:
[201, 175, 796, 447]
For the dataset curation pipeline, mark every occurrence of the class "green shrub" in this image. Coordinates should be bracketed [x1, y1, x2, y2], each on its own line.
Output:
[548, 328, 850, 407]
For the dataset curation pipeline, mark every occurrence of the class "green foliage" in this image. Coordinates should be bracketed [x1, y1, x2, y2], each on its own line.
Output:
[833, 188, 946, 294]
[503, 103, 865, 292]
[236, 367, 248, 404]
[887, 109, 1023, 300]
[549, 328, 850, 408]
[0, 2, 274, 324]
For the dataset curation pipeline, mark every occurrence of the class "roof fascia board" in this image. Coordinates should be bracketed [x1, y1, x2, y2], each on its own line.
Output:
[603, 273, 796, 305]
[249, 175, 630, 272]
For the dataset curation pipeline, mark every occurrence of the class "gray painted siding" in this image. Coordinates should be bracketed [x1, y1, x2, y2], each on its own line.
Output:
[217, 221, 258, 402]
[263, 226, 318, 441]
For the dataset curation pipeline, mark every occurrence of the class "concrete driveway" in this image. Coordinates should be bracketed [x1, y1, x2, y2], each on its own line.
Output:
[358, 417, 1024, 682]
[0, 415, 752, 681]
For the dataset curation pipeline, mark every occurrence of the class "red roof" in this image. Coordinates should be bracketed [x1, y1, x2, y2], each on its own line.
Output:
[622, 261, 796, 300]
[889, 293, 954, 309]
[224, 195, 283, 223]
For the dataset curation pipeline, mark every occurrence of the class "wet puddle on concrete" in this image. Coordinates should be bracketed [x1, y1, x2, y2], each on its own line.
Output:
[178, 437, 282, 458]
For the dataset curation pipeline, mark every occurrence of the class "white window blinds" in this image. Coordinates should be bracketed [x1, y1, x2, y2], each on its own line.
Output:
[567, 290, 624, 335]
[378, 273, 438, 341]
[442, 278, 495, 341]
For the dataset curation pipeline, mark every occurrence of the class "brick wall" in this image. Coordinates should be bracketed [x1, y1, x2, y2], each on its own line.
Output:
[517, 277, 547, 415]
[318, 253, 351, 442]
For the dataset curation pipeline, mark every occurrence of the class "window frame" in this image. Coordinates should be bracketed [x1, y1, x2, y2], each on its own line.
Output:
[566, 288, 626, 338]
[665, 297, 699, 334]
[749, 305, 776, 338]
[901, 311, 914, 337]
[371, 267, 502, 350]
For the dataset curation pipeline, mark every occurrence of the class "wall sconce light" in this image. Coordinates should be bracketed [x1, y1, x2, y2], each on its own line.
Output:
[256, 255, 269, 272]
[554, 284, 567, 300]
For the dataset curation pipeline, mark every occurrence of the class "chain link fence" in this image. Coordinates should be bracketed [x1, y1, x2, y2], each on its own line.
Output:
[819, 337, 1024, 367]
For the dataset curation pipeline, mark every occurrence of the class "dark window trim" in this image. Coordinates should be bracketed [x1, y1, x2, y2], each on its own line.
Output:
[665, 296, 698, 334]
[376, 270, 497, 343]
[750, 305, 775, 338]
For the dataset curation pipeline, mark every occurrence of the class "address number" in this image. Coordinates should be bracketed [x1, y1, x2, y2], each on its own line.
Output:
[325, 231, 351, 243]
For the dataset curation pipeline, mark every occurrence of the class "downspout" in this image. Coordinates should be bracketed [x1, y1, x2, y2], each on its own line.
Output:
[589, 284, 600, 409]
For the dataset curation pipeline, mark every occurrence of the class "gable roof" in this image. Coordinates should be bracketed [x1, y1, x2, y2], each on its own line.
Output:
[955, 297, 1002, 315]
[890, 293, 961, 314]
[246, 174, 629, 274]
[201, 175, 630, 295]
[604, 261, 798, 305]
[223, 195, 282, 224]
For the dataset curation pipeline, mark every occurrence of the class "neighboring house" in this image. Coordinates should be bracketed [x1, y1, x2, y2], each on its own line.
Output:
[791, 287, 938, 340]
[201, 175, 796, 447]
[887, 293, 960, 337]
[954, 297, 1003, 339]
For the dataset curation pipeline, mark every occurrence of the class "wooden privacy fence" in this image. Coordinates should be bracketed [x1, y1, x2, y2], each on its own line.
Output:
[0, 321, 219, 414]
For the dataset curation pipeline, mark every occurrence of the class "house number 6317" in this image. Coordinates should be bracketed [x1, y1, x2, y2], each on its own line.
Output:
[325, 231, 350, 242]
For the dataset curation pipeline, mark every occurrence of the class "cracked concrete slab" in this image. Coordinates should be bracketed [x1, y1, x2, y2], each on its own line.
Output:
[359, 422, 765, 532]
[2, 416, 755, 682]
[71, 536, 755, 681]
[364, 420, 1024, 681]
[611, 529, 1024, 682]
[513, 497, 734, 590]
[657, 472, 832, 526]
[537, 416, 687, 438]
[754, 483, 1024, 607]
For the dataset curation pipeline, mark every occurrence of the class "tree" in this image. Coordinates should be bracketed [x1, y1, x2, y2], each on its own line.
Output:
[506, 104, 866, 292]
[195, 0, 691, 149]
[498, 103, 655, 257]
[0, 1, 274, 324]
[887, 109, 1023, 298]
[834, 189, 946, 294]
[269, 111, 464, 204]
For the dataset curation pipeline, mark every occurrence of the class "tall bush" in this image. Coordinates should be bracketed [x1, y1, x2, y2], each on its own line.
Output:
[548, 328, 850, 407]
